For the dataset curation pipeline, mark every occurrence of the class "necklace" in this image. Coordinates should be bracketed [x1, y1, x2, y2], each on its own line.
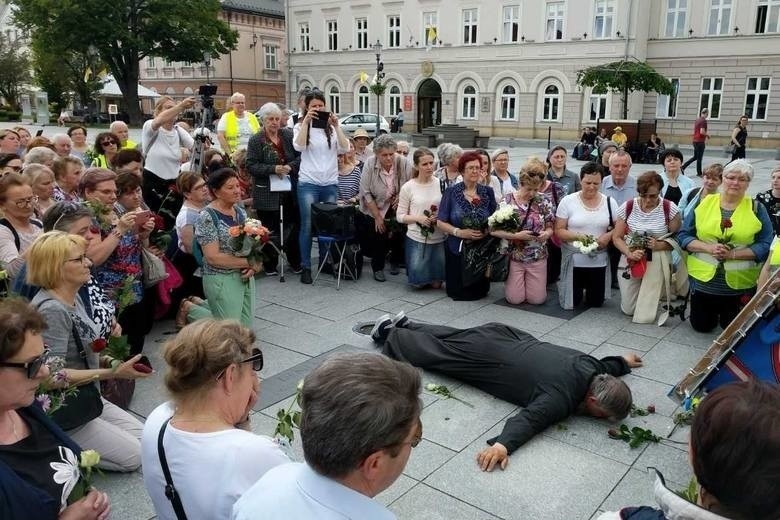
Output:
[1, 412, 19, 443]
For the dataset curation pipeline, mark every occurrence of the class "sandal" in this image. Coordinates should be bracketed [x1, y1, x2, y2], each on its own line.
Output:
[186, 296, 207, 307]
[176, 300, 193, 330]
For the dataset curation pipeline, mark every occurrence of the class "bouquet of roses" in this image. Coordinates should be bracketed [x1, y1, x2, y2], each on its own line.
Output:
[229, 218, 272, 266]
[461, 195, 487, 231]
[623, 231, 649, 279]
[572, 235, 599, 257]
[488, 202, 522, 252]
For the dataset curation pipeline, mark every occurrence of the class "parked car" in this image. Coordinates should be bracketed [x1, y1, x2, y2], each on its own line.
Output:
[337, 113, 390, 136]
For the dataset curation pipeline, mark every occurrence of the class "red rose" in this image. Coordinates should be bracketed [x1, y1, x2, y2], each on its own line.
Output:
[721, 218, 733, 230]
[607, 428, 621, 439]
[430, 204, 438, 212]
[152, 214, 165, 230]
[470, 195, 481, 207]
[168, 184, 180, 195]
[91, 338, 107, 353]
[647, 404, 656, 414]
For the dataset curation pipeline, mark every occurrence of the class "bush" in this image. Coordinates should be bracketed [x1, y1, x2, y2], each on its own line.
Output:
[5, 112, 21, 121]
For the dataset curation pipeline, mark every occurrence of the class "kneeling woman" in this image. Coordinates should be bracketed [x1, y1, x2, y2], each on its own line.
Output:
[396, 147, 445, 288]
[491, 159, 555, 305]
[612, 172, 682, 323]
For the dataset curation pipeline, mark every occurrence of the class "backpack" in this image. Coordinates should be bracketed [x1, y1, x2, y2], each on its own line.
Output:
[0, 218, 43, 251]
[192, 208, 244, 267]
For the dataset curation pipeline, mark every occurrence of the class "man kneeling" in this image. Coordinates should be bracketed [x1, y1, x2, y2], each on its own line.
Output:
[233, 352, 422, 519]
[371, 313, 641, 472]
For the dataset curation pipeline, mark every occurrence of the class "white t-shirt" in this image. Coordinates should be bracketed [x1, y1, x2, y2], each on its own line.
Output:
[556, 192, 619, 268]
[217, 112, 255, 150]
[396, 177, 445, 244]
[293, 123, 347, 186]
[142, 121, 194, 180]
[141, 402, 290, 520]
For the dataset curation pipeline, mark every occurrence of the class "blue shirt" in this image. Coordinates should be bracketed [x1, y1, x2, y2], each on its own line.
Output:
[600, 175, 637, 207]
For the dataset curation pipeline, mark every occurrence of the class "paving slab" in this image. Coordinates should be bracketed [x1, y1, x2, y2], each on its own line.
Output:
[258, 323, 342, 356]
[390, 483, 502, 520]
[606, 330, 661, 352]
[552, 307, 633, 346]
[633, 442, 693, 487]
[402, 440, 459, 481]
[539, 333, 599, 354]
[632, 340, 709, 386]
[454, 303, 567, 334]
[257, 343, 311, 379]
[598, 468, 679, 514]
[376, 474, 419, 507]
[92, 470, 156, 520]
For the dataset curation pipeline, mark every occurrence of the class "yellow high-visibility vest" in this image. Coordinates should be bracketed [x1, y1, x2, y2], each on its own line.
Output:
[121, 139, 137, 150]
[687, 194, 762, 289]
[223, 111, 260, 151]
[771, 238, 780, 266]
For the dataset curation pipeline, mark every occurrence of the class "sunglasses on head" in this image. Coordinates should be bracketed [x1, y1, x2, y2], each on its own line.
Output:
[0, 347, 51, 379]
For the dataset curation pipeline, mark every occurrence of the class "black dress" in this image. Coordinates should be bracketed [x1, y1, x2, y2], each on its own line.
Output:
[731, 126, 747, 161]
[383, 322, 631, 453]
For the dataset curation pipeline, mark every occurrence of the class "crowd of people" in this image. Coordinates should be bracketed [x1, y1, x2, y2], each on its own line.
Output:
[0, 87, 778, 520]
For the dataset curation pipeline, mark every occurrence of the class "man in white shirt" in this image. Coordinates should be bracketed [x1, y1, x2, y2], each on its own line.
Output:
[232, 352, 422, 520]
[217, 92, 260, 155]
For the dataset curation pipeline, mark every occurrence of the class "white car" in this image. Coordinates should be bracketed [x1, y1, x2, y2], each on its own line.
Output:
[337, 113, 390, 136]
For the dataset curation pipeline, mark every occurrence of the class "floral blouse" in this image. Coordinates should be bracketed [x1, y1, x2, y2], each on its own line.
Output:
[755, 189, 780, 236]
[194, 205, 248, 276]
[95, 231, 144, 306]
[438, 183, 497, 255]
[504, 192, 556, 263]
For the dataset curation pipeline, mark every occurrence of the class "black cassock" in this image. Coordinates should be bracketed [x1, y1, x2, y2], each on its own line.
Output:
[382, 322, 631, 454]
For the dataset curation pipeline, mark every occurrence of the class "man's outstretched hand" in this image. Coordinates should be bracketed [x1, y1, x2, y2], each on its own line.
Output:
[623, 353, 643, 368]
[476, 442, 509, 472]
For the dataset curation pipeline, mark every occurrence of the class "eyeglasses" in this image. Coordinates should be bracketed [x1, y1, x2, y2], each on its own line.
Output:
[101, 140, 118, 146]
[216, 348, 264, 380]
[65, 254, 89, 264]
[0, 347, 51, 379]
[5, 165, 22, 173]
[398, 151, 409, 156]
[13, 195, 39, 207]
[638, 192, 660, 199]
[392, 419, 423, 449]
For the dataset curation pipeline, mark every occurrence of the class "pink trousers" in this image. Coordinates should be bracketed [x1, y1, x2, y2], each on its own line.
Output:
[505, 258, 548, 305]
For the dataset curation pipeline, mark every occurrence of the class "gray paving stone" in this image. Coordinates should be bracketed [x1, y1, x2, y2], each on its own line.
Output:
[633, 443, 693, 487]
[599, 468, 669, 514]
[391, 483, 502, 520]
[620, 320, 676, 339]
[539, 333, 599, 354]
[251, 317, 276, 331]
[606, 331, 660, 352]
[552, 308, 632, 346]
[402, 440, 458, 481]
[373, 298, 423, 315]
[666, 320, 718, 350]
[420, 385, 517, 452]
[621, 374, 678, 417]
[397, 288, 449, 305]
[376, 474, 419, 507]
[259, 323, 342, 356]
[287, 287, 389, 320]
[128, 371, 168, 419]
[453, 304, 566, 334]
[257, 303, 332, 333]
[632, 340, 707, 385]
[425, 432, 629, 520]
[258, 343, 311, 379]
[92, 469, 155, 520]
[406, 297, 493, 325]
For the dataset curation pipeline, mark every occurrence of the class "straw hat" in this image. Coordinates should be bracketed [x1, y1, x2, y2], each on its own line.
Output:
[352, 128, 371, 141]
[613, 126, 623, 132]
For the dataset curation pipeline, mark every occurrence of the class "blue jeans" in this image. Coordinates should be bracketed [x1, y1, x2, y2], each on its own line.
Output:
[297, 182, 338, 269]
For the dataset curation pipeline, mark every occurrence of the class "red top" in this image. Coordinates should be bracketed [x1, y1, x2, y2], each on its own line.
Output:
[692, 116, 708, 143]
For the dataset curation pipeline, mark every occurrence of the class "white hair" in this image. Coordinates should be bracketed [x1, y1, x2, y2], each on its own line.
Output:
[109, 121, 128, 132]
[23, 147, 58, 166]
[723, 159, 754, 181]
[257, 102, 282, 122]
[51, 133, 72, 144]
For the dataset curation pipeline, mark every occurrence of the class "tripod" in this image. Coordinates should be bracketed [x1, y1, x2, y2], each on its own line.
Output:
[190, 85, 217, 175]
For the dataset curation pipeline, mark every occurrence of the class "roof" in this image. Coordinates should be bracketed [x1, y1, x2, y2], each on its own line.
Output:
[220, 0, 284, 17]
[98, 76, 160, 98]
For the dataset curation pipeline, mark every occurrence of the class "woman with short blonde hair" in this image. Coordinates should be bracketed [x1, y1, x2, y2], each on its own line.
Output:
[22, 163, 56, 218]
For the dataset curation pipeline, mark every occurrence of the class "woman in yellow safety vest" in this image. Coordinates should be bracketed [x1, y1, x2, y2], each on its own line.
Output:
[758, 236, 779, 287]
[678, 159, 774, 332]
[90, 132, 120, 168]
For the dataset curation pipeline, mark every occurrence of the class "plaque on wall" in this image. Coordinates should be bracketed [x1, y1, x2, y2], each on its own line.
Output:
[481, 96, 490, 113]
[421, 61, 434, 78]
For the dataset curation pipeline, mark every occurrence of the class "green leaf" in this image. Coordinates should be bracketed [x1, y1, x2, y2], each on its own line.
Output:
[291, 411, 301, 427]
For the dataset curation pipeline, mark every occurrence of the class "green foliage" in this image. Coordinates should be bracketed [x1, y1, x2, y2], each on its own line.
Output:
[576, 60, 674, 119]
[11, 0, 238, 123]
[274, 384, 303, 443]
[675, 477, 699, 504]
[607, 424, 660, 449]
[0, 34, 32, 110]
[369, 83, 387, 97]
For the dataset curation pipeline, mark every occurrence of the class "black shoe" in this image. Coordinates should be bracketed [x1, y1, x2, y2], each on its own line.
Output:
[370, 314, 392, 343]
[373, 270, 386, 282]
[389, 263, 401, 275]
[300, 269, 312, 284]
[290, 265, 304, 274]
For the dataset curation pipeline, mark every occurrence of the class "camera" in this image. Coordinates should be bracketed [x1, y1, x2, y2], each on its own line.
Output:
[198, 84, 217, 109]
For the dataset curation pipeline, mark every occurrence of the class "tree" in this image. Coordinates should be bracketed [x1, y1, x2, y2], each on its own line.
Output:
[11, 0, 238, 124]
[576, 60, 674, 120]
[0, 34, 32, 110]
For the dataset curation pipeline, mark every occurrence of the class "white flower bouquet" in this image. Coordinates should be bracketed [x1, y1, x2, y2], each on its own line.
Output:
[572, 235, 599, 257]
[488, 202, 522, 251]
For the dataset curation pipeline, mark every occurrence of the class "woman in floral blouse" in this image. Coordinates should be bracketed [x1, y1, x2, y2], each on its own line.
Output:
[436, 151, 498, 301]
[755, 165, 780, 236]
[491, 159, 555, 305]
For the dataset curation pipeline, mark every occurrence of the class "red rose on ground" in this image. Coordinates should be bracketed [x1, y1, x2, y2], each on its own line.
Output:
[607, 429, 621, 439]
[91, 338, 107, 353]
[647, 404, 656, 414]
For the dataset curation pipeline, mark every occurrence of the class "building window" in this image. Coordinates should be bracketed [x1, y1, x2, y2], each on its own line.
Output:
[708, 0, 732, 35]
[264, 46, 277, 70]
[665, 0, 687, 37]
[356, 18, 369, 49]
[656, 78, 679, 118]
[546, 2, 565, 40]
[744, 77, 770, 120]
[756, 0, 780, 33]
[541, 84, 561, 121]
[699, 77, 723, 119]
[499, 85, 517, 120]
[503, 5, 521, 43]
[327, 20, 338, 51]
[461, 85, 477, 119]
[148, 57, 155, 68]
[388, 15, 401, 48]
[298, 22, 310, 51]
[388, 85, 401, 116]
[423, 12, 438, 46]
[329, 85, 341, 114]
[462, 9, 478, 45]
[358, 86, 370, 113]
[588, 94, 608, 121]
[593, 0, 616, 39]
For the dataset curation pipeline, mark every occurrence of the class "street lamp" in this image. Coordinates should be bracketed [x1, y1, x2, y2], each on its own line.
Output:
[372, 39, 385, 136]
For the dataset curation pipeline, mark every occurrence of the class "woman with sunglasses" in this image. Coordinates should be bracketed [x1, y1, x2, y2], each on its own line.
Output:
[90, 132, 121, 169]
[142, 319, 289, 520]
[0, 298, 112, 520]
[27, 232, 150, 472]
[0, 174, 43, 284]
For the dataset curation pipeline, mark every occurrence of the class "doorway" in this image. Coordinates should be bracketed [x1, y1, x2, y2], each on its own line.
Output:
[417, 79, 442, 132]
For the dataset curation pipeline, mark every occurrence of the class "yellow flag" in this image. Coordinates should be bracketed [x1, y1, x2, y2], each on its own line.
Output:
[97, 68, 109, 80]
[427, 26, 437, 43]
[83, 67, 92, 82]
[359, 71, 369, 84]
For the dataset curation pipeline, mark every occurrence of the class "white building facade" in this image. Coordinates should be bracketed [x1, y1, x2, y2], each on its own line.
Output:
[286, 0, 780, 148]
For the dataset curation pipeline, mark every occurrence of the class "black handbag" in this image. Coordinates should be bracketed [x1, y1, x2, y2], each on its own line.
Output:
[50, 322, 104, 431]
[311, 202, 356, 237]
[462, 236, 504, 286]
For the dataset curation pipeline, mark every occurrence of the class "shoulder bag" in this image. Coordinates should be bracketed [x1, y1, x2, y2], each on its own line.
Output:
[158, 417, 189, 520]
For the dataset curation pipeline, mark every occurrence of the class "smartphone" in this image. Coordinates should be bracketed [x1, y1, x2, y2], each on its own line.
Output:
[530, 231, 540, 236]
[311, 110, 330, 129]
[133, 210, 152, 231]
[36, 129, 44, 136]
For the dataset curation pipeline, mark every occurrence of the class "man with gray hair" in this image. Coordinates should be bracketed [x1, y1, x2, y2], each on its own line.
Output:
[372, 315, 640, 473]
[109, 120, 136, 150]
[23, 146, 58, 168]
[233, 352, 422, 519]
[51, 134, 73, 158]
[602, 150, 638, 286]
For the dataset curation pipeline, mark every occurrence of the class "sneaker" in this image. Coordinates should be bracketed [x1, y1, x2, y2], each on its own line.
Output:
[370, 314, 392, 343]
[389, 263, 401, 275]
[300, 269, 312, 284]
[391, 310, 409, 329]
[373, 270, 386, 282]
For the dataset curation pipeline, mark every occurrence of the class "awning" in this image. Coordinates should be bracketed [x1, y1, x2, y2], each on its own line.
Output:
[98, 76, 160, 98]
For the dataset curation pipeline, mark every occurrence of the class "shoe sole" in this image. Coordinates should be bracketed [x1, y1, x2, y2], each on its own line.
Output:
[370, 314, 392, 341]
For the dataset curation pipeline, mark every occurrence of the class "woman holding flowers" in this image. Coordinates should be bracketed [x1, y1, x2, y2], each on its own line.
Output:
[491, 159, 555, 305]
[396, 147, 445, 289]
[612, 172, 682, 323]
[555, 162, 619, 309]
[436, 151, 498, 301]
[28, 232, 150, 472]
[0, 299, 112, 519]
[195, 168, 260, 327]
[678, 160, 773, 332]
